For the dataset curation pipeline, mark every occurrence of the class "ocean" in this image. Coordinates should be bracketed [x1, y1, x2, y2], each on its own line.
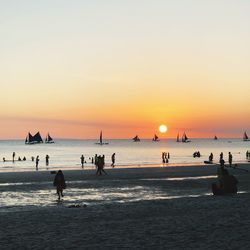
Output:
[0, 139, 249, 172]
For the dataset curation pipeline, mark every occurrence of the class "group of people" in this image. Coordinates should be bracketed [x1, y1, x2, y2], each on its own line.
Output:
[193, 151, 201, 158]
[162, 152, 170, 163]
[219, 152, 233, 167]
[95, 155, 107, 175]
[2, 152, 50, 170]
[80, 153, 116, 169]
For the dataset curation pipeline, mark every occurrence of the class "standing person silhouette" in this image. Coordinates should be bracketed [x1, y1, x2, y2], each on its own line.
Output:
[12, 152, 15, 163]
[219, 152, 224, 166]
[46, 155, 50, 167]
[53, 170, 66, 200]
[80, 155, 85, 168]
[228, 152, 233, 167]
[35, 156, 39, 170]
[111, 153, 116, 167]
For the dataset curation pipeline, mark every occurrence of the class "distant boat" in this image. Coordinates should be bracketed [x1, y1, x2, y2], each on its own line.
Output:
[182, 132, 190, 143]
[152, 134, 160, 142]
[95, 131, 109, 145]
[214, 135, 218, 140]
[133, 135, 140, 142]
[25, 132, 43, 144]
[243, 131, 249, 141]
[45, 133, 54, 144]
[176, 133, 180, 142]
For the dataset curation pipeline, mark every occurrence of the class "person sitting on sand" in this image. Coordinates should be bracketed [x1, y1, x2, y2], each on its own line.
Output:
[53, 170, 66, 200]
[23, 157, 26, 161]
[217, 165, 227, 187]
[212, 168, 238, 195]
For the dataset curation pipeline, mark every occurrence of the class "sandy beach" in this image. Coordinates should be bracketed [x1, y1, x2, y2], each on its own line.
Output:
[0, 164, 250, 249]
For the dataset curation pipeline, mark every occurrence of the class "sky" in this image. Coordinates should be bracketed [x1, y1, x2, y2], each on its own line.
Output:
[0, 0, 250, 139]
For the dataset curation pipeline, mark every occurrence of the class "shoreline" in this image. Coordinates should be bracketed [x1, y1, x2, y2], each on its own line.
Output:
[0, 162, 249, 183]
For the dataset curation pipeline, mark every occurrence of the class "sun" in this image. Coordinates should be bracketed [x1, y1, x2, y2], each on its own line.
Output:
[159, 124, 168, 133]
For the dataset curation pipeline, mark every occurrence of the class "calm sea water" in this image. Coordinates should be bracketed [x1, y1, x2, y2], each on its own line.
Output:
[0, 139, 249, 172]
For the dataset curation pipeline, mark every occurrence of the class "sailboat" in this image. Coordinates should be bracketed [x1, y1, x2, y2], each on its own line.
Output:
[152, 134, 160, 142]
[214, 135, 218, 140]
[243, 131, 249, 141]
[182, 132, 190, 143]
[45, 133, 54, 144]
[176, 133, 180, 142]
[133, 135, 140, 142]
[25, 132, 43, 144]
[95, 131, 109, 145]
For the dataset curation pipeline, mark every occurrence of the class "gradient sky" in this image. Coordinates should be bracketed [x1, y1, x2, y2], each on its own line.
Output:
[0, 0, 250, 139]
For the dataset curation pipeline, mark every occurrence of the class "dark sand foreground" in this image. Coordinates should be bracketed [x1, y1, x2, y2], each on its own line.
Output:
[0, 164, 250, 249]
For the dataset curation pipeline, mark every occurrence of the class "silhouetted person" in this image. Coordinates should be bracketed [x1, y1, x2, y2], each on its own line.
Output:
[217, 165, 227, 187]
[12, 152, 15, 162]
[3, 158, 6, 162]
[162, 152, 165, 163]
[164, 153, 168, 162]
[94, 154, 98, 167]
[91, 157, 94, 164]
[46, 155, 50, 167]
[111, 153, 116, 167]
[36, 156, 39, 170]
[53, 170, 66, 200]
[31, 156, 35, 162]
[228, 152, 233, 167]
[209, 153, 213, 162]
[219, 152, 224, 166]
[167, 152, 170, 159]
[80, 155, 84, 168]
[23, 157, 26, 161]
[18, 157, 21, 161]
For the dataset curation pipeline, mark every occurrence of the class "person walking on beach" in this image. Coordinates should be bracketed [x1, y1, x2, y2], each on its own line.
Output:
[53, 170, 66, 200]
[96, 155, 107, 175]
[35, 156, 39, 170]
[46, 155, 50, 167]
[80, 155, 85, 168]
[111, 153, 116, 167]
[12, 152, 15, 163]
[228, 152, 233, 167]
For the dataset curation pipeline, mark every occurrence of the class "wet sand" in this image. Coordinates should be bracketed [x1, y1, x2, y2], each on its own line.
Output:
[0, 164, 250, 249]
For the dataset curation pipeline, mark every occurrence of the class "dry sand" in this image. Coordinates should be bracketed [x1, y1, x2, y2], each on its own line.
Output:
[0, 164, 250, 249]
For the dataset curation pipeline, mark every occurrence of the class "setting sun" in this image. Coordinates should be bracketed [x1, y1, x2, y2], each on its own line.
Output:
[159, 125, 168, 133]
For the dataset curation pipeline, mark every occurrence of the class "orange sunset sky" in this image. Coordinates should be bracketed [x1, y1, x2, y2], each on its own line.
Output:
[1, 1, 250, 139]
